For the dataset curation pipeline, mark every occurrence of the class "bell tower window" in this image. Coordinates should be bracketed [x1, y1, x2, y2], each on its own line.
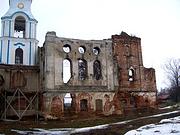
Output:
[14, 16, 26, 38]
[15, 48, 23, 64]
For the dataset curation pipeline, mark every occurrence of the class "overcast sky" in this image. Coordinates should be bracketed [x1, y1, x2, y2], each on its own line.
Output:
[0, 0, 180, 90]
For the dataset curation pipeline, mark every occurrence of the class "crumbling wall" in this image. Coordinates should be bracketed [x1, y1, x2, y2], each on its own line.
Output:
[143, 68, 157, 92]
[112, 32, 157, 110]
[43, 92, 115, 118]
[112, 32, 143, 90]
[0, 64, 39, 92]
[43, 32, 118, 92]
[41, 32, 118, 117]
[41, 31, 157, 118]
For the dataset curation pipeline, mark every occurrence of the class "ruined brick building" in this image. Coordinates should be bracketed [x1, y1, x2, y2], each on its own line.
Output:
[0, 0, 157, 120]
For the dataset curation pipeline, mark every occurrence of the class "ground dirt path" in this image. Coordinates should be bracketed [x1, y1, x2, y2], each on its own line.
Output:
[71, 110, 180, 135]
[0, 109, 180, 135]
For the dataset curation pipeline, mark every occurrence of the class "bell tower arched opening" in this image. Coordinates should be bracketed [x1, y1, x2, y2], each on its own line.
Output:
[14, 16, 26, 38]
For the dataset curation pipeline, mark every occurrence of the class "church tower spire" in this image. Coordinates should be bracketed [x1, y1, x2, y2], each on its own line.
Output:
[0, 0, 38, 65]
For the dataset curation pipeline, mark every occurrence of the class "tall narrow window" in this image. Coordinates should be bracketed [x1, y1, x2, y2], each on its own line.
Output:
[78, 59, 87, 80]
[63, 59, 72, 83]
[15, 48, 23, 64]
[93, 60, 102, 80]
[14, 16, 26, 38]
[129, 67, 135, 81]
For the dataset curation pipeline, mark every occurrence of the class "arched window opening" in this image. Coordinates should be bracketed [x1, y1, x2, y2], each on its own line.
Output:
[80, 99, 88, 111]
[14, 16, 26, 38]
[63, 44, 71, 53]
[78, 46, 86, 54]
[93, 60, 102, 80]
[93, 47, 100, 55]
[129, 67, 135, 82]
[78, 59, 87, 80]
[15, 48, 23, 64]
[63, 59, 72, 83]
[64, 93, 72, 110]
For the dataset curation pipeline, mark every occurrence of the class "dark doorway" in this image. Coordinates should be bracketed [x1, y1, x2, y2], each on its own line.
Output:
[96, 99, 103, 112]
[80, 99, 88, 111]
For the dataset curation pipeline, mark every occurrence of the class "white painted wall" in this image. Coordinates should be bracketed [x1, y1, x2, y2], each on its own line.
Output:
[0, 0, 38, 65]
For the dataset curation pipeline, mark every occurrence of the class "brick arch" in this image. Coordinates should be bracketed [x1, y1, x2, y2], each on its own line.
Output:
[51, 96, 63, 117]
[77, 92, 92, 112]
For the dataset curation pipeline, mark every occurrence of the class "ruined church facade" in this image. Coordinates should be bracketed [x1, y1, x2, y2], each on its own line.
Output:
[0, 0, 157, 120]
[41, 31, 157, 117]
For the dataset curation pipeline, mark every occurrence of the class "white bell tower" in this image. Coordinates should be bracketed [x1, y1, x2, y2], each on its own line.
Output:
[0, 0, 38, 65]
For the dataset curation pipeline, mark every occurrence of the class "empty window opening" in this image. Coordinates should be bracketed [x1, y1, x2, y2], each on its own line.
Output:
[63, 44, 71, 53]
[78, 46, 86, 54]
[15, 48, 23, 64]
[93, 60, 102, 80]
[129, 68, 135, 81]
[63, 59, 72, 83]
[93, 47, 100, 55]
[64, 93, 72, 110]
[78, 59, 87, 80]
[96, 99, 103, 112]
[14, 16, 26, 38]
[80, 99, 88, 111]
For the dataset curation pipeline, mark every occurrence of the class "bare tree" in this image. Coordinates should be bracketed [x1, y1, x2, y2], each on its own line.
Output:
[164, 58, 180, 102]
